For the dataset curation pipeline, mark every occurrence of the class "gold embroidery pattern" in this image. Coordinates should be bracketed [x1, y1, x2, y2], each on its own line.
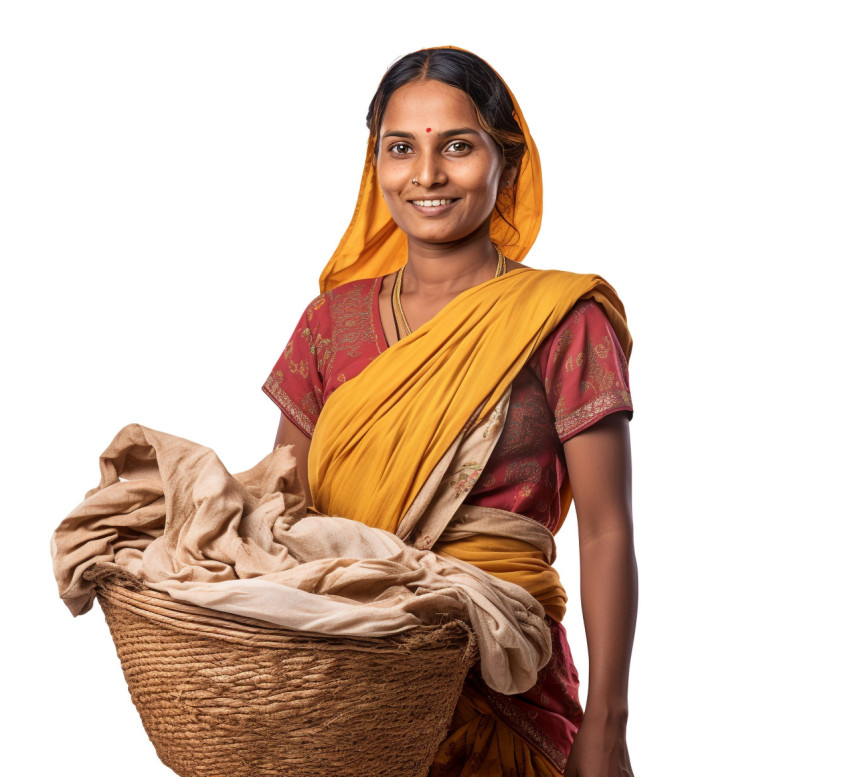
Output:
[556, 389, 633, 440]
[544, 639, 583, 719]
[505, 458, 543, 487]
[325, 280, 379, 364]
[284, 339, 310, 379]
[545, 299, 633, 442]
[367, 279, 380, 352]
[578, 331, 612, 395]
[262, 374, 316, 437]
[300, 390, 320, 420]
[468, 671, 568, 772]
[267, 281, 380, 433]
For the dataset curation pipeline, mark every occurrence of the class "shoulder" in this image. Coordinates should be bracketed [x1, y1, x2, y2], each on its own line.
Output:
[524, 267, 631, 357]
[535, 297, 628, 375]
[323, 277, 381, 303]
[506, 267, 623, 313]
[298, 277, 380, 327]
[562, 297, 611, 331]
[510, 266, 603, 284]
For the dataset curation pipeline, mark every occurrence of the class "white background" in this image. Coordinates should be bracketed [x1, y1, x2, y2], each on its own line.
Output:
[2, 1, 848, 774]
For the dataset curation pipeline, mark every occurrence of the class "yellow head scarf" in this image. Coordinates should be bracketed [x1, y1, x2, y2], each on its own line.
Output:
[318, 46, 543, 292]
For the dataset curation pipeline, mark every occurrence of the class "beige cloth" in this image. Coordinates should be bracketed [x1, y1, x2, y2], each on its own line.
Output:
[51, 424, 551, 695]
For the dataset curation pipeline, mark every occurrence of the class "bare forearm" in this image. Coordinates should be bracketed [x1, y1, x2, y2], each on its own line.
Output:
[579, 523, 638, 719]
[274, 413, 313, 506]
[562, 413, 636, 774]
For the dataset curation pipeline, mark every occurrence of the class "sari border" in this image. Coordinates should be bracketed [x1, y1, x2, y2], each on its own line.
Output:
[263, 376, 316, 438]
[557, 389, 633, 442]
[370, 275, 389, 353]
[468, 671, 569, 773]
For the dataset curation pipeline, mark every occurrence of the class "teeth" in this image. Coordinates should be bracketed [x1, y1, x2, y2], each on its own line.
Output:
[413, 199, 453, 207]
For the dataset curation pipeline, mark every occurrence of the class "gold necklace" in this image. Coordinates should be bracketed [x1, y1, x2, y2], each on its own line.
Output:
[392, 247, 507, 339]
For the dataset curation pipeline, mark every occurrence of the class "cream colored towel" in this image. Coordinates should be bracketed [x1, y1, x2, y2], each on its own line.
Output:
[51, 424, 551, 695]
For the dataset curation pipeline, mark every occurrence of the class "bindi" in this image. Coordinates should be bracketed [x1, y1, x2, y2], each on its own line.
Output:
[426, 127, 431, 132]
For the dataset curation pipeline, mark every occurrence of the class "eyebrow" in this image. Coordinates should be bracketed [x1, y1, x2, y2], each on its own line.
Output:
[381, 127, 482, 141]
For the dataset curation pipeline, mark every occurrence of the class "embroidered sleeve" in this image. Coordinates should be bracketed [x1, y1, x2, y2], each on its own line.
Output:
[262, 295, 330, 438]
[536, 298, 633, 442]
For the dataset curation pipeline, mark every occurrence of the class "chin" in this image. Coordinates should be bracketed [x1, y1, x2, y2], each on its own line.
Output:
[398, 219, 481, 246]
[408, 230, 469, 246]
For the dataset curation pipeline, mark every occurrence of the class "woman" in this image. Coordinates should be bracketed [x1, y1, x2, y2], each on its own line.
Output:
[264, 47, 637, 777]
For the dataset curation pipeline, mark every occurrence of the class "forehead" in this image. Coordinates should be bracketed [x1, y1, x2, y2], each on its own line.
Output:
[381, 80, 481, 132]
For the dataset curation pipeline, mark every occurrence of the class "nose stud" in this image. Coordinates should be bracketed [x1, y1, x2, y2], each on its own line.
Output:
[412, 177, 420, 185]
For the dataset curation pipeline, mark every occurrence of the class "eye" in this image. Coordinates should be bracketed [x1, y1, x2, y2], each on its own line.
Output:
[388, 142, 413, 155]
[446, 141, 472, 153]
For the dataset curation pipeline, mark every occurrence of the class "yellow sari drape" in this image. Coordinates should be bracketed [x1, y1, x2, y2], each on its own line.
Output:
[309, 267, 631, 536]
[308, 267, 630, 626]
[434, 532, 568, 623]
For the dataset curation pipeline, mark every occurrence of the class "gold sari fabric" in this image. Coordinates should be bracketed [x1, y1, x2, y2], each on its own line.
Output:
[307, 46, 632, 774]
[433, 532, 567, 623]
[309, 268, 630, 538]
[308, 268, 630, 627]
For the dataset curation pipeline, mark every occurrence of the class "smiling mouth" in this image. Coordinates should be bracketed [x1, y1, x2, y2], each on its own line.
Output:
[410, 198, 459, 208]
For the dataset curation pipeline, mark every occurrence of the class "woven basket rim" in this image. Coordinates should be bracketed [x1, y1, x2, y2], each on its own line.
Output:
[93, 565, 477, 656]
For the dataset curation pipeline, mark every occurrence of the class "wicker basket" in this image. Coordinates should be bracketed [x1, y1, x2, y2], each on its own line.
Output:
[90, 566, 478, 777]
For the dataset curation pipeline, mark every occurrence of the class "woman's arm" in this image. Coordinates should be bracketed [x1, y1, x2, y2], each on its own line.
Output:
[274, 413, 313, 506]
[563, 410, 637, 777]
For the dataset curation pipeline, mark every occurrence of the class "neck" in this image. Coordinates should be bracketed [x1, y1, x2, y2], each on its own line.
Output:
[404, 228, 499, 297]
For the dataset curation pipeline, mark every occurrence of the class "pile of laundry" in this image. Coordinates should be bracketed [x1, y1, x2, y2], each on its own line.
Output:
[51, 424, 551, 694]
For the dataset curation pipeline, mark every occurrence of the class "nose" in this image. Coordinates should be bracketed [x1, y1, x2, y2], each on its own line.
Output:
[412, 149, 447, 188]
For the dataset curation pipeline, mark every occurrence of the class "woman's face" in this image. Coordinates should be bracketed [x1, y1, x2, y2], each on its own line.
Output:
[376, 79, 510, 248]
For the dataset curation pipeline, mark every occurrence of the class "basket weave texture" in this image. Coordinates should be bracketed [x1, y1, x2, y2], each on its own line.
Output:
[93, 568, 478, 777]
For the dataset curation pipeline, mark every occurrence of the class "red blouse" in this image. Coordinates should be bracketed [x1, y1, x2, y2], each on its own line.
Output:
[263, 276, 633, 532]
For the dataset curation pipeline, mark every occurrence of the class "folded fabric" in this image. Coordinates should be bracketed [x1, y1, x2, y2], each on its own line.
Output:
[51, 424, 551, 695]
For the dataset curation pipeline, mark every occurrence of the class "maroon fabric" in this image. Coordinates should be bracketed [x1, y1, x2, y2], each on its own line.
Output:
[263, 276, 634, 770]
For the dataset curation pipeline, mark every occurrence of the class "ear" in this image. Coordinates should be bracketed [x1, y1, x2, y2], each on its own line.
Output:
[502, 162, 519, 189]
